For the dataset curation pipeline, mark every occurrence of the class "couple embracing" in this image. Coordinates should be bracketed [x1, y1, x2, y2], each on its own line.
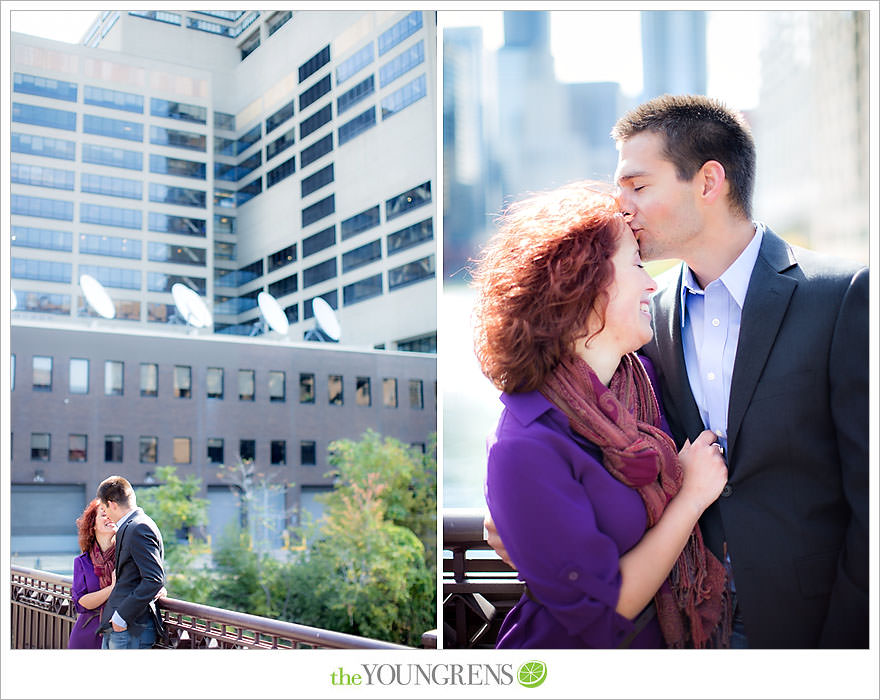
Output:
[476, 95, 868, 649]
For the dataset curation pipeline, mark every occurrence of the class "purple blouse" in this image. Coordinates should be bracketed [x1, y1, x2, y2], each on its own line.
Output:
[68, 551, 105, 649]
[485, 355, 667, 649]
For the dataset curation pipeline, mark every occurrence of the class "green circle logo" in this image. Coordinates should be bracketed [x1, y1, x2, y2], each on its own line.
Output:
[517, 660, 547, 689]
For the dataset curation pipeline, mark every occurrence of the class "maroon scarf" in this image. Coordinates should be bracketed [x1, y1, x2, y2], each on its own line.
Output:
[541, 353, 731, 648]
[89, 540, 116, 589]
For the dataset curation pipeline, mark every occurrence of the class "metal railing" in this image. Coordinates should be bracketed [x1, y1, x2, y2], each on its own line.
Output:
[11, 565, 431, 650]
[442, 508, 524, 649]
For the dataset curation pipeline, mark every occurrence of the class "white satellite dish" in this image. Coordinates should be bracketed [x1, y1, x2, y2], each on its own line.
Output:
[171, 283, 212, 328]
[257, 291, 290, 335]
[312, 297, 340, 342]
[80, 274, 116, 319]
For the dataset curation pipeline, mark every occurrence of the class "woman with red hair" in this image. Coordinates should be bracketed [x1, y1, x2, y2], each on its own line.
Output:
[69, 498, 117, 649]
[474, 182, 731, 648]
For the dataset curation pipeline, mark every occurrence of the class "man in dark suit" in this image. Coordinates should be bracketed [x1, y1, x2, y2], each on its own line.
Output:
[97, 475, 166, 649]
[611, 94, 868, 647]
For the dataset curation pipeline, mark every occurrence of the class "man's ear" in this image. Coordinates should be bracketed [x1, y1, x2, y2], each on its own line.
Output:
[698, 160, 727, 205]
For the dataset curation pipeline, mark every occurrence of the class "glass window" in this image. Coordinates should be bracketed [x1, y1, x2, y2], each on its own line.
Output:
[267, 10, 291, 36]
[148, 183, 206, 208]
[270, 440, 286, 465]
[337, 75, 374, 115]
[379, 40, 425, 87]
[33, 356, 53, 391]
[214, 111, 235, 131]
[130, 10, 181, 26]
[206, 367, 224, 399]
[356, 377, 371, 406]
[80, 203, 142, 230]
[386, 181, 431, 221]
[148, 212, 207, 237]
[300, 133, 333, 168]
[301, 163, 334, 198]
[83, 114, 143, 142]
[105, 435, 123, 462]
[12, 163, 75, 191]
[82, 143, 142, 170]
[151, 98, 207, 124]
[397, 333, 436, 353]
[381, 73, 427, 120]
[173, 437, 191, 464]
[11, 225, 72, 252]
[266, 127, 295, 161]
[269, 371, 285, 402]
[336, 43, 374, 84]
[14, 72, 78, 102]
[328, 375, 343, 406]
[268, 273, 297, 299]
[267, 156, 296, 188]
[147, 242, 206, 266]
[300, 104, 332, 140]
[81, 173, 142, 200]
[214, 213, 236, 235]
[300, 441, 316, 466]
[140, 436, 158, 463]
[12, 258, 71, 283]
[388, 254, 435, 290]
[11, 194, 74, 221]
[11, 132, 76, 160]
[79, 233, 142, 259]
[387, 218, 433, 255]
[12, 102, 76, 131]
[266, 99, 294, 134]
[84, 85, 143, 113]
[147, 272, 205, 295]
[105, 360, 124, 395]
[69, 434, 87, 462]
[299, 373, 315, 403]
[383, 378, 398, 408]
[239, 369, 255, 401]
[207, 438, 224, 464]
[236, 123, 262, 156]
[268, 244, 297, 272]
[31, 433, 50, 461]
[338, 106, 376, 145]
[299, 74, 331, 111]
[409, 379, 424, 409]
[299, 45, 330, 83]
[284, 303, 298, 324]
[302, 194, 335, 228]
[150, 125, 206, 151]
[240, 30, 260, 60]
[235, 151, 262, 181]
[302, 225, 335, 258]
[303, 257, 337, 288]
[239, 439, 256, 462]
[174, 365, 192, 398]
[140, 363, 158, 397]
[237, 177, 262, 206]
[149, 154, 206, 179]
[341, 205, 380, 240]
[14, 291, 71, 315]
[303, 291, 338, 320]
[342, 240, 382, 273]
[69, 358, 89, 394]
[343, 274, 383, 306]
[378, 11, 423, 56]
[78, 264, 140, 290]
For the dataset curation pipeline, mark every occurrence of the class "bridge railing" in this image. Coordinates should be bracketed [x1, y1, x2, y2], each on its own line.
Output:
[11, 565, 433, 650]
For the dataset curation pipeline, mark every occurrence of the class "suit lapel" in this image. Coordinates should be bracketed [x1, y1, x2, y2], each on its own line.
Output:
[726, 231, 798, 465]
[113, 509, 138, 571]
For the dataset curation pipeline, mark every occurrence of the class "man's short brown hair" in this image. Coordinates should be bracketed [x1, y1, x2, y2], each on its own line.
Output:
[97, 475, 134, 508]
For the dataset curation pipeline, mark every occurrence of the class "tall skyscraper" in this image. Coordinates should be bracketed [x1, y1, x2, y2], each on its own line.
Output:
[640, 11, 707, 98]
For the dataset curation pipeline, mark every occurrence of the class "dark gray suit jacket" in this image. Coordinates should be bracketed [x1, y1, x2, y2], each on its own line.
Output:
[641, 229, 868, 648]
[99, 507, 166, 638]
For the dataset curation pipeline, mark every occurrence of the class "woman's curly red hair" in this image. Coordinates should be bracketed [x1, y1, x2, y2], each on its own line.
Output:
[76, 498, 100, 554]
[472, 182, 623, 393]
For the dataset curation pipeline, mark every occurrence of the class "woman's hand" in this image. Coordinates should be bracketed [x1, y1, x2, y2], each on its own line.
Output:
[677, 429, 729, 515]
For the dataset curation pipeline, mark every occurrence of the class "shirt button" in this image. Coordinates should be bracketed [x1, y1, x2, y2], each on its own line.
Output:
[707, 372, 716, 381]
[712, 318, 720, 327]
[568, 571, 579, 581]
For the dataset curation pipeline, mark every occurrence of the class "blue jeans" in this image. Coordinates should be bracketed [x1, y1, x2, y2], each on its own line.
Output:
[102, 624, 156, 649]
[730, 598, 749, 649]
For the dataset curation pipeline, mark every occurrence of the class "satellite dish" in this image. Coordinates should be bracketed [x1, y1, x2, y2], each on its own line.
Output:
[80, 274, 116, 319]
[257, 291, 290, 335]
[311, 297, 340, 342]
[171, 283, 212, 328]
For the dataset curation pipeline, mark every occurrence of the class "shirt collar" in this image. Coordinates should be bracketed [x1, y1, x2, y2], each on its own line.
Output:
[115, 507, 137, 530]
[679, 222, 765, 326]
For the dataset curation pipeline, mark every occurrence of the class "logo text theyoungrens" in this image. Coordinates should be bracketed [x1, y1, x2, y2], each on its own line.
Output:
[330, 664, 516, 687]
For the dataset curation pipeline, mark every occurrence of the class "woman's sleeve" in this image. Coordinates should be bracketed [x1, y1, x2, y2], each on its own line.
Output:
[486, 431, 637, 645]
[71, 556, 91, 613]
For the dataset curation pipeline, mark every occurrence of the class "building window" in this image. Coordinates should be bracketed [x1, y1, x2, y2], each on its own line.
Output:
[267, 156, 296, 188]
[301, 163, 334, 198]
[80, 203, 142, 230]
[69, 434, 87, 462]
[78, 264, 140, 291]
[301, 440, 316, 466]
[270, 440, 286, 465]
[151, 98, 207, 125]
[337, 43, 375, 85]
[12, 226, 72, 252]
[239, 369, 255, 401]
[342, 240, 382, 273]
[173, 437, 191, 464]
[300, 133, 333, 169]
[148, 212, 207, 237]
[84, 84, 143, 113]
[328, 375, 343, 406]
[140, 363, 158, 397]
[215, 111, 235, 131]
[207, 438, 224, 464]
[14, 72, 78, 102]
[31, 433, 50, 461]
[409, 379, 424, 409]
[150, 125, 206, 152]
[388, 254, 435, 290]
[343, 274, 383, 306]
[383, 378, 398, 408]
[207, 367, 224, 399]
[174, 365, 192, 398]
[268, 244, 297, 272]
[147, 242, 206, 266]
[13, 292, 70, 316]
[149, 183, 206, 208]
[337, 75, 375, 116]
[268, 274, 297, 299]
[381, 73, 427, 120]
[11, 194, 74, 222]
[340, 205, 380, 241]
[69, 358, 89, 394]
[237, 177, 262, 206]
[302, 225, 335, 258]
[12, 132, 76, 161]
[80, 233, 142, 259]
[378, 10, 423, 56]
[266, 99, 294, 134]
[379, 40, 425, 88]
[82, 173, 143, 200]
[302, 195, 335, 228]
[299, 103, 332, 140]
[105, 435, 123, 462]
[83, 114, 143, 142]
[386, 181, 431, 221]
[387, 218, 433, 255]
[12, 258, 71, 283]
[299, 373, 315, 403]
[105, 360, 124, 395]
[12, 102, 77, 131]
[266, 127, 295, 161]
[239, 439, 256, 462]
[303, 291, 337, 320]
[338, 106, 376, 145]
[140, 436, 158, 464]
[82, 143, 142, 171]
[302, 257, 337, 288]
[12, 163, 75, 191]
[299, 45, 331, 83]
[356, 377, 371, 406]
[397, 333, 437, 353]
[149, 154, 206, 180]
[266, 10, 291, 36]
[269, 371, 286, 402]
